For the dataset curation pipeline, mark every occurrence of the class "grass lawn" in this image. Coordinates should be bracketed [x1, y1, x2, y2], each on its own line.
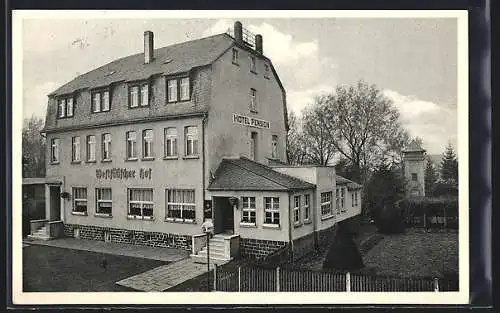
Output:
[23, 245, 167, 292]
[362, 228, 458, 278]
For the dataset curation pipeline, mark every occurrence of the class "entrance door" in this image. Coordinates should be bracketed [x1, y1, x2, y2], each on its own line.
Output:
[49, 186, 61, 221]
[213, 197, 234, 235]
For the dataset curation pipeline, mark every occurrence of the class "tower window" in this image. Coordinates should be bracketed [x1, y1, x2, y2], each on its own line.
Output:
[412, 173, 418, 181]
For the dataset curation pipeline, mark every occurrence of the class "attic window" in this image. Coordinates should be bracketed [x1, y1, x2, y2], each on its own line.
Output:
[57, 96, 74, 119]
[92, 90, 110, 113]
[264, 64, 270, 79]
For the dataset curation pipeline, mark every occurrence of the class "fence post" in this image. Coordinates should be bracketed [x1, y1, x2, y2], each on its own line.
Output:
[423, 212, 427, 228]
[238, 266, 241, 292]
[346, 272, 351, 292]
[434, 277, 439, 292]
[213, 264, 217, 291]
[276, 267, 280, 292]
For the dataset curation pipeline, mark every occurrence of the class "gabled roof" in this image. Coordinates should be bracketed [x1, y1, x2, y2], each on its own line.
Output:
[403, 140, 426, 153]
[208, 157, 315, 191]
[50, 34, 234, 96]
[336, 175, 363, 190]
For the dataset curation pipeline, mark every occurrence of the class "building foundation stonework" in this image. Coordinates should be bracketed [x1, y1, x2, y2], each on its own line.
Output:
[239, 237, 287, 259]
[63, 224, 192, 251]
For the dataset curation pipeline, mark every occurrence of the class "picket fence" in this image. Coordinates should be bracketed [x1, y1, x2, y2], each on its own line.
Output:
[212, 265, 457, 292]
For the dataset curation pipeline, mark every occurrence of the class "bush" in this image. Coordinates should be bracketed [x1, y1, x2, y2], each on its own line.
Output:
[375, 203, 405, 234]
[323, 227, 364, 271]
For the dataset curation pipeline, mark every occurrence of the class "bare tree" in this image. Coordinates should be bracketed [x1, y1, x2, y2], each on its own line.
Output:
[22, 116, 46, 178]
[300, 103, 337, 166]
[286, 111, 307, 165]
[316, 80, 407, 183]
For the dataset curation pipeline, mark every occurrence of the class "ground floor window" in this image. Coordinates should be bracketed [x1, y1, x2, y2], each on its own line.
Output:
[166, 189, 196, 222]
[293, 195, 301, 225]
[96, 188, 112, 216]
[337, 187, 346, 213]
[264, 197, 280, 226]
[241, 196, 256, 225]
[72, 187, 87, 215]
[304, 194, 311, 222]
[321, 191, 333, 217]
[128, 188, 153, 219]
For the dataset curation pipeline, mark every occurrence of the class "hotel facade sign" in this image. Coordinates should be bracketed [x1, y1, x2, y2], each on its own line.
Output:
[96, 168, 152, 180]
[233, 113, 270, 129]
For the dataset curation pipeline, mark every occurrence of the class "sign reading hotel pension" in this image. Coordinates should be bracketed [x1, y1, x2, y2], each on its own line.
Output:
[233, 114, 270, 129]
[96, 168, 152, 180]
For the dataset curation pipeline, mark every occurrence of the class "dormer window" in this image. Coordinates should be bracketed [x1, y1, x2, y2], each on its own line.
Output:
[232, 49, 239, 65]
[264, 64, 270, 79]
[57, 96, 74, 118]
[129, 83, 149, 108]
[92, 90, 110, 113]
[167, 77, 190, 103]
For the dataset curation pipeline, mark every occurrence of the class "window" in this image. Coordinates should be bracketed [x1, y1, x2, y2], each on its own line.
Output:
[354, 192, 359, 207]
[72, 187, 87, 215]
[321, 191, 333, 217]
[50, 138, 60, 163]
[102, 133, 111, 161]
[86, 135, 96, 162]
[241, 197, 256, 225]
[167, 79, 178, 102]
[250, 132, 258, 161]
[92, 90, 110, 113]
[293, 195, 301, 225]
[102, 91, 110, 111]
[336, 187, 346, 213]
[72, 136, 81, 162]
[304, 194, 311, 221]
[140, 84, 149, 106]
[271, 135, 279, 158]
[96, 188, 112, 216]
[128, 189, 154, 219]
[126, 131, 137, 159]
[143, 129, 153, 158]
[250, 55, 256, 73]
[185, 126, 198, 156]
[166, 189, 196, 222]
[58, 97, 74, 118]
[232, 49, 239, 64]
[164, 128, 177, 157]
[250, 88, 257, 111]
[180, 78, 190, 101]
[130, 86, 139, 108]
[412, 173, 418, 181]
[66, 98, 74, 117]
[264, 63, 270, 79]
[264, 197, 280, 226]
[58, 99, 66, 118]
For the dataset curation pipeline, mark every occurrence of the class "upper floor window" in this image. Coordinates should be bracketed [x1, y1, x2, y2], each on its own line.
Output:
[180, 78, 190, 101]
[126, 131, 137, 160]
[164, 128, 178, 157]
[167, 77, 191, 103]
[50, 138, 60, 163]
[143, 129, 154, 159]
[264, 63, 270, 79]
[232, 49, 239, 64]
[293, 195, 301, 225]
[271, 135, 279, 159]
[249, 55, 256, 73]
[304, 194, 311, 221]
[167, 79, 178, 102]
[57, 97, 74, 118]
[185, 126, 198, 156]
[411, 173, 418, 181]
[86, 135, 96, 162]
[102, 133, 112, 161]
[72, 136, 81, 162]
[250, 88, 257, 112]
[250, 131, 258, 161]
[129, 83, 149, 108]
[92, 90, 110, 113]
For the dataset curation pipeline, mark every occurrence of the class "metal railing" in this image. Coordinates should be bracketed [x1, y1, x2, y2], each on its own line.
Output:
[226, 27, 256, 48]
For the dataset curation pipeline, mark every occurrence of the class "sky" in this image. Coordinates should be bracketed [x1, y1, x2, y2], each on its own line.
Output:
[22, 15, 459, 155]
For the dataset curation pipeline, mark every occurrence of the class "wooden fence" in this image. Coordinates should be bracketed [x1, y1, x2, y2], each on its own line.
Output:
[214, 265, 457, 292]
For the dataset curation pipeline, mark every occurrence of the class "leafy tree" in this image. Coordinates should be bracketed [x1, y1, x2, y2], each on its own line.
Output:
[364, 162, 405, 233]
[424, 156, 438, 197]
[316, 80, 408, 184]
[22, 116, 46, 178]
[440, 142, 458, 183]
[323, 224, 364, 271]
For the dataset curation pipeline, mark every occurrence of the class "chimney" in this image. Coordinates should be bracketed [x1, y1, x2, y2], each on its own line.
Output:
[255, 34, 263, 54]
[234, 21, 243, 43]
[144, 31, 154, 64]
